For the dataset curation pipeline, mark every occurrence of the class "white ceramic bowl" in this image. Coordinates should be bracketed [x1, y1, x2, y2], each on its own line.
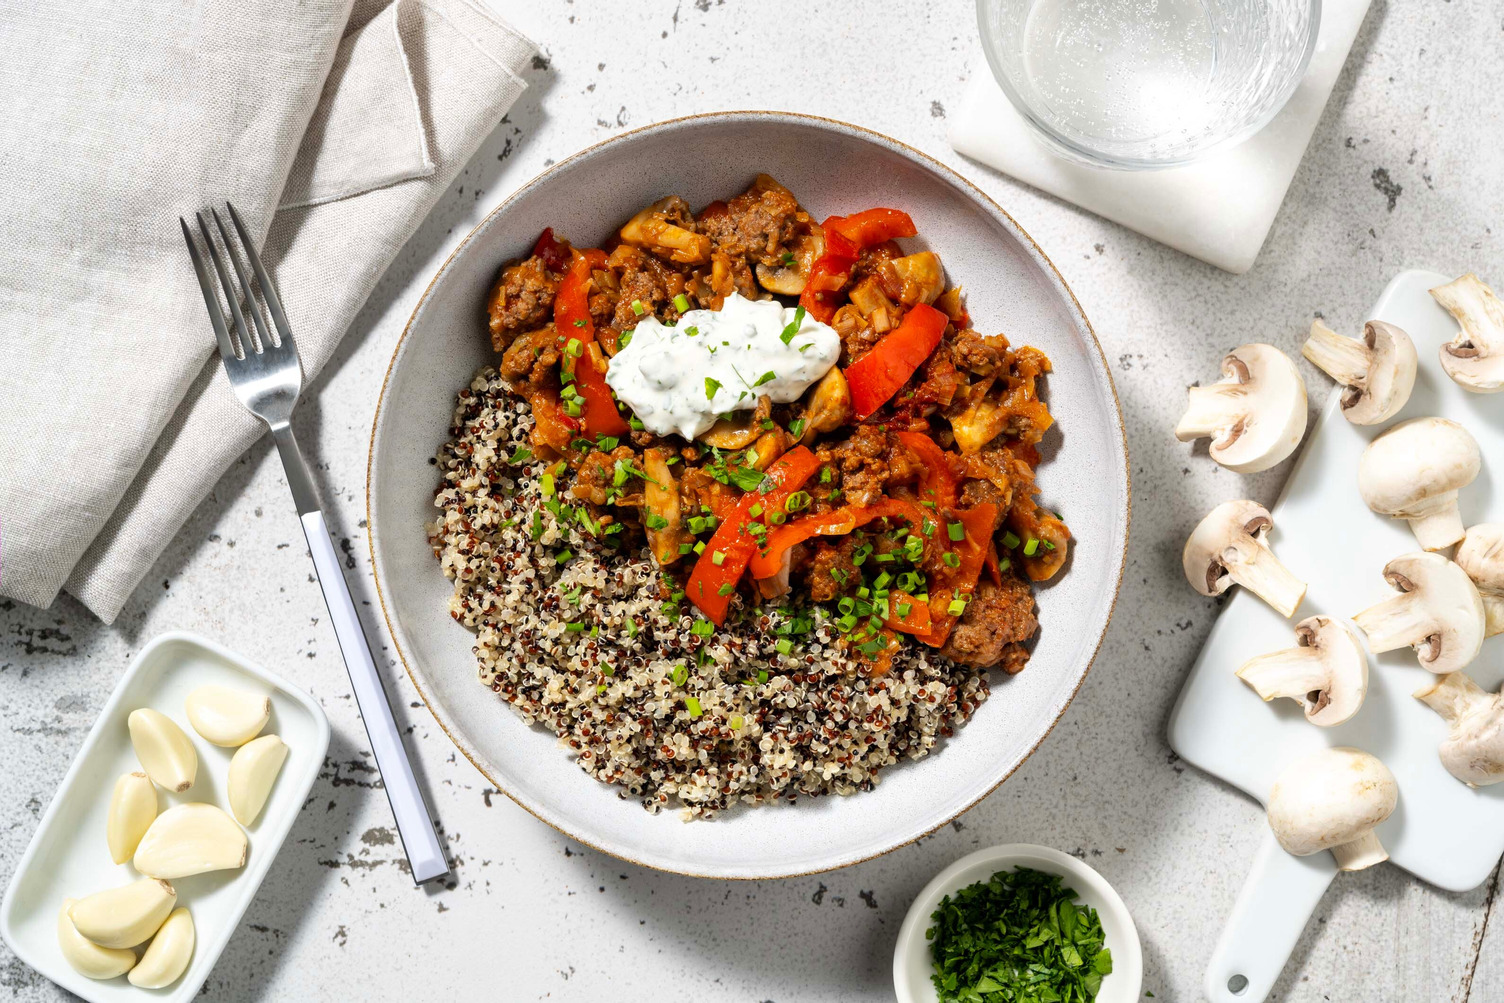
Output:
[0, 632, 330, 1003]
[368, 111, 1130, 878]
[894, 844, 1143, 1003]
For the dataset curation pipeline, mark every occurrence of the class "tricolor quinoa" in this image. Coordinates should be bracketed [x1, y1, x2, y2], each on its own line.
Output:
[429, 370, 991, 818]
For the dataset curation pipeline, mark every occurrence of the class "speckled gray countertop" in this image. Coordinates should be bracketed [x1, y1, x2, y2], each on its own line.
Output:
[4, 1, 1503, 999]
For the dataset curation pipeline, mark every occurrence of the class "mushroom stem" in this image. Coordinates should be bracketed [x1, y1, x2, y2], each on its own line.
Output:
[1353, 591, 1432, 655]
[1414, 671, 1484, 723]
[1174, 383, 1246, 442]
[1404, 493, 1466, 553]
[1225, 545, 1306, 618]
[1302, 320, 1372, 386]
[1237, 646, 1330, 703]
[1329, 831, 1389, 871]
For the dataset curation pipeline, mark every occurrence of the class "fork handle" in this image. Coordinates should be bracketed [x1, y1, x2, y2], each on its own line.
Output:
[273, 425, 451, 885]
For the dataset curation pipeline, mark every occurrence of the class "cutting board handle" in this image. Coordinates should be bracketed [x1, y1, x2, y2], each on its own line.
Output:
[1204, 831, 1337, 1003]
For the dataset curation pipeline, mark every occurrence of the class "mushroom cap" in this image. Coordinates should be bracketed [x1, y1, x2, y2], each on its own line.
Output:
[1182, 499, 1273, 597]
[1267, 747, 1397, 857]
[1176, 344, 1308, 473]
[1349, 321, 1419, 424]
[1456, 523, 1504, 636]
[1431, 273, 1504, 393]
[1354, 551, 1486, 674]
[1237, 616, 1369, 727]
[1357, 417, 1480, 516]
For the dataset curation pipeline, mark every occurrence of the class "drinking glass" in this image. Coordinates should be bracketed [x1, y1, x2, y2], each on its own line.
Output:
[977, 0, 1319, 169]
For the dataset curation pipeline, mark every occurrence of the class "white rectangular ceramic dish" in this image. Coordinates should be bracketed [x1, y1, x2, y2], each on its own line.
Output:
[0, 631, 330, 1002]
[1168, 269, 1504, 1003]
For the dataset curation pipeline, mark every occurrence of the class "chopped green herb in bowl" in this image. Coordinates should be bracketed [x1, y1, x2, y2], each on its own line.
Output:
[928, 866, 1113, 1002]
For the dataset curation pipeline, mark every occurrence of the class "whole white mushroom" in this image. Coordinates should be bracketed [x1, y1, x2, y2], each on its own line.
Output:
[1414, 673, 1504, 787]
[1357, 417, 1480, 551]
[1266, 747, 1397, 871]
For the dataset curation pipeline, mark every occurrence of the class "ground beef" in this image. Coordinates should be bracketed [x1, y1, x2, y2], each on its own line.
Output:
[498, 325, 560, 390]
[939, 574, 1039, 668]
[949, 328, 1010, 377]
[806, 537, 859, 602]
[699, 177, 805, 266]
[830, 424, 891, 507]
[487, 255, 557, 352]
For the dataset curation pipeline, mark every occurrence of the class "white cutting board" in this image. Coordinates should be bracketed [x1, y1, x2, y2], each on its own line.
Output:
[1167, 269, 1504, 1003]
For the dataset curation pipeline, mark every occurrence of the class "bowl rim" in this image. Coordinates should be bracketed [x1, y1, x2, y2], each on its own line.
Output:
[892, 843, 1144, 1003]
[365, 109, 1131, 878]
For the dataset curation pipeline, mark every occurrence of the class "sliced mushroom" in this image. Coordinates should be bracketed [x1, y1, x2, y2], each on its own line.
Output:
[1174, 344, 1308, 473]
[1267, 747, 1397, 871]
[1357, 417, 1480, 551]
[1182, 500, 1306, 618]
[1300, 319, 1416, 425]
[1236, 616, 1368, 726]
[698, 412, 761, 450]
[1352, 551, 1485, 674]
[1414, 672, 1504, 786]
[642, 448, 687, 566]
[619, 196, 710, 266]
[755, 230, 823, 296]
[1430, 273, 1504, 393]
[1455, 523, 1504, 636]
[799, 368, 852, 443]
[887, 251, 945, 305]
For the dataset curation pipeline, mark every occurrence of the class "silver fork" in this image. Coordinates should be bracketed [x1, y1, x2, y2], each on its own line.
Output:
[181, 204, 449, 885]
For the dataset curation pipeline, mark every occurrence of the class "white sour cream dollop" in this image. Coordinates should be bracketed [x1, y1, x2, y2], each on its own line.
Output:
[604, 293, 840, 440]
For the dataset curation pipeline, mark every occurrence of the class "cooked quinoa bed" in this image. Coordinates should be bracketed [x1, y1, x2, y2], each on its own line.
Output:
[429, 370, 991, 818]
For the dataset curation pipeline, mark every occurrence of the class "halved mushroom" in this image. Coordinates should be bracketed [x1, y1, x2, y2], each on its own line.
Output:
[1430, 273, 1504, 393]
[1301, 319, 1416, 425]
[799, 368, 852, 444]
[887, 251, 945, 305]
[1182, 500, 1307, 618]
[1174, 344, 1308, 473]
[619, 196, 711, 266]
[1455, 523, 1504, 636]
[1414, 672, 1504, 786]
[1236, 616, 1368, 726]
[641, 448, 687, 566]
[1352, 551, 1485, 674]
[699, 395, 772, 450]
[1267, 747, 1397, 871]
[755, 230, 823, 296]
[1357, 417, 1480, 551]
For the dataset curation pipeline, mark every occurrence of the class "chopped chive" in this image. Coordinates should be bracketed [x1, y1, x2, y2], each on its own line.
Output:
[565, 338, 583, 357]
[819, 466, 832, 484]
[1023, 537, 1040, 556]
[948, 521, 965, 542]
[1043, 540, 1057, 551]
[540, 473, 555, 498]
[619, 330, 634, 349]
[757, 670, 769, 683]
[671, 664, 689, 686]
[717, 583, 734, 596]
[565, 622, 585, 632]
[730, 715, 744, 730]
[998, 556, 1012, 572]
[896, 602, 912, 617]
[943, 551, 960, 568]
[673, 293, 691, 313]
[776, 638, 793, 654]
[711, 550, 726, 566]
[748, 503, 763, 517]
[684, 696, 703, 717]
[555, 549, 573, 564]
[694, 541, 706, 555]
[1002, 530, 1021, 549]
[645, 513, 669, 530]
[563, 399, 582, 417]
[785, 491, 811, 512]
[684, 325, 699, 336]
[948, 598, 966, 616]
[631, 299, 646, 316]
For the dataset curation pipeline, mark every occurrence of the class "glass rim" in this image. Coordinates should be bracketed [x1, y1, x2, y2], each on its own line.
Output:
[975, 0, 1323, 170]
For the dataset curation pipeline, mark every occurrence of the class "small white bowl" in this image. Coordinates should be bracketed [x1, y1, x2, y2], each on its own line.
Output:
[0, 631, 330, 1002]
[894, 844, 1143, 1003]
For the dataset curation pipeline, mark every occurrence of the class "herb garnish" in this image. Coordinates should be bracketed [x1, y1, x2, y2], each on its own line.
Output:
[928, 868, 1113, 1003]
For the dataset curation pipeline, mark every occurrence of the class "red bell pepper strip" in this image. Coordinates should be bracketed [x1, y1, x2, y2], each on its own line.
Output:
[799, 226, 859, 323]
[845, 303, 949, 420]
[686, 446, 822, 625]
[531, 227, 571, 272]
[748, 496, 930, 580]
[824, 208, 916, 247]
[892, 429, 960, 508]
[885, 590, 932, 635]
[554, 249, 628, 438]
[911, 502, 997, 649]
[983, 540, 1003, 588]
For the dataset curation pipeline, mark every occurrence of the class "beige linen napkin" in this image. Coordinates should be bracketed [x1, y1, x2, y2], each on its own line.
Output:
[0, 0, 535, 621]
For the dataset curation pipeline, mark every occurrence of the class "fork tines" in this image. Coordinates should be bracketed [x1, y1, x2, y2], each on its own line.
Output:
[179, 203, 295, 363]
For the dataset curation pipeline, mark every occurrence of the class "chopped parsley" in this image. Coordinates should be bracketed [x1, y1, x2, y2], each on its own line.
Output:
[505, 445, 533, 465]
[753, 370, 777, 388]
[928, 867, 1113, 1003]
[705, 376, 722, 400]
[779, 305, 806, 345]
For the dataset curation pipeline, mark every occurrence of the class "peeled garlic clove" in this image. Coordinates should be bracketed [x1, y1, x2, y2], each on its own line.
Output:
[228, 734, 288, 825]
[106, 771, 158, 864]
[69, 878, 176, 949]
[184, 685, 270, 747]
[133, 802, 247, 878]
[127, 906, 194, 989]
[128, 709, 197, 792]
[56, 898, 136, 979]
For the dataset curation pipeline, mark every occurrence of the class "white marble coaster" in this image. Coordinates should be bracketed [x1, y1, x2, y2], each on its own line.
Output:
[949, 0, 1373, 274]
